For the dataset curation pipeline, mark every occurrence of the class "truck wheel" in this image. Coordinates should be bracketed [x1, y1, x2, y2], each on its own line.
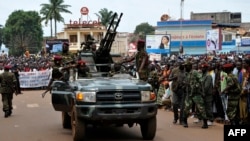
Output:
[71, 106, 86, 141]
[62, 111, 71, 129]
[140, 116, 157, 140]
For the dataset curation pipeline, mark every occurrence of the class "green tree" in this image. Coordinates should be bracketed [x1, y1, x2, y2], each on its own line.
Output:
[40, 0, 72, 37]
[95, 8, 114, 28]
[40, 4, 53, 38]
[134, 22, 155, 40]
[4, 10, 43, 56]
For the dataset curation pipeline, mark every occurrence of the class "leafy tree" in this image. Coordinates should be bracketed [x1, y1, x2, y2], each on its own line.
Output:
[95, 8, 114, 28]
[40, 0, 72, 37]
[134, 22, 155, 40]
[40, 4, 53, 38]
[4, 10, 43, 56]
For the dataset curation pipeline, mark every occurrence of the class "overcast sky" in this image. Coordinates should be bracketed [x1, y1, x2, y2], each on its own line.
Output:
[1, 0, 250, 36]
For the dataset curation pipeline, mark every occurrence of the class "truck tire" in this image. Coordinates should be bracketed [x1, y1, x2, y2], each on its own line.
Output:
[140, 116, 157, 140]
[71, 106, 86, 141]
[62, 111, 71, 129]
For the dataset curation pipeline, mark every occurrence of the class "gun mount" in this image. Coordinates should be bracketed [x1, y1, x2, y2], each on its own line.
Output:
[79, 12, 123, 73]
[95, 12, 123, 63]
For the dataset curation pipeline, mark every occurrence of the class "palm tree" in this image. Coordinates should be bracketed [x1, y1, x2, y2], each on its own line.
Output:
[40, 4, 53, 37]
[40, 0, 72, 37]
[95, 8, 114, 28]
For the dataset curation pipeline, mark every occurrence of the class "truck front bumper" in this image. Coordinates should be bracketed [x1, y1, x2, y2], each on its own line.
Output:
[75, 103, 157, 120]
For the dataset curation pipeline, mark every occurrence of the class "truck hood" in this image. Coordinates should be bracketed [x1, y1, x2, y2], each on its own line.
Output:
[73, 77, 151, 91]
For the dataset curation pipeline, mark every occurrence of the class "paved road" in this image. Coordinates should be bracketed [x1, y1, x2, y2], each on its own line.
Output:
[0, 90, 224, 141]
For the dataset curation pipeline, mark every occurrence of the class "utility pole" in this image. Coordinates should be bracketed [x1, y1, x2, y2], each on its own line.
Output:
[180, 0, 184, 46]
[179, 0, 184, 55]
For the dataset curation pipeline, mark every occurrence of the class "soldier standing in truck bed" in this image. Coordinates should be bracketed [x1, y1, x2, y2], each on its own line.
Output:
[61, 42, 76, 64]
[46, 55, 64, 92]
[123, 40, 149, 81]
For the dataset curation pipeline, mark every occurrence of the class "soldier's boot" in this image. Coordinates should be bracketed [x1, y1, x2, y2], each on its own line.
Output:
[183, 118, 188, 128]
[4, 110, 10, 118]
[202, 119, 208, 129]
[173, 104, 179, 124]
[8, 110, 12, 116]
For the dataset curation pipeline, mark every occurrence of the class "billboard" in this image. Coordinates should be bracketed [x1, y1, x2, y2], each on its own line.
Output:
[206, 29, 222, 51]
[45, 39, 69, 54]
[241, 37, 250, 46]
[146, 34, 171, 54]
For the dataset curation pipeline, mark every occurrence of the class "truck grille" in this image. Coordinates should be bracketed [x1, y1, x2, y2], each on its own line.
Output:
[96, 91, 141, 103]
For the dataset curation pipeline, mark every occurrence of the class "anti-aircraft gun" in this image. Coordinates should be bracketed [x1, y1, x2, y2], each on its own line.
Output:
[79, 12, 123, 73]
[95, 12, 123, 64]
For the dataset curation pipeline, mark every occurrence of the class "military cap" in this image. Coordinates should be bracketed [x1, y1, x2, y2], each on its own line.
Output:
[77, 60, 86, 65]
[137, 39, 145, 47]
[200, 63, 209, 68]
[223, 63, 233, 68]
[54, 55, 62, 61]
[4, 65, 11, 69]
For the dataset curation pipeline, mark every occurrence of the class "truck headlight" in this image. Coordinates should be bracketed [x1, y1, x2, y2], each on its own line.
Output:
[141, 91, 156, 102]
[76, 91, 96, 102]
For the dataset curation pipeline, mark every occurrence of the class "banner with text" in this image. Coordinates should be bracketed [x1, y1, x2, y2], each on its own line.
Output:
[19, 71, 51, 88]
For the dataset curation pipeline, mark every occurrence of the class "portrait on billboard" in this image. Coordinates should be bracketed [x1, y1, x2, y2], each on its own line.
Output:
[206, 29, 221, 51]
[159, 35, 170, 49]
[146, 34, 171, 54]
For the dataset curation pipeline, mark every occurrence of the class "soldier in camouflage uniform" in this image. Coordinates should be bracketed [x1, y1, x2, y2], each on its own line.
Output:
[182, 61, 208, 128]
[200, 63, 214, 125]
[124, 40, 149, 81]
[61, 42, 77, 81]
[168, 61, 186, 124]
[46, 55, 64, 91]
[0, 65, 17, 118]
[135, 40, 149, 81]
[221, 63, 241, 125]
[148, 64, 160, 94]
[61, 42, 76, 65]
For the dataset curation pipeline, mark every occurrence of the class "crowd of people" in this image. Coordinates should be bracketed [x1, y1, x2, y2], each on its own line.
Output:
[147, 53, 250, 128]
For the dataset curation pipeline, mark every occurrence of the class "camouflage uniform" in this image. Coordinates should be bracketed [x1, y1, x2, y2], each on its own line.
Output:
[47, 56, 64, 90]
[169, 65, 186, 124]
[225, 73, 241, 124]
[148, 69, 159, 94]
[183, 69, 208, 128]
[135, 50, 149, 81]
[0, 66, 17, 117]
[201, 70, 214, 122]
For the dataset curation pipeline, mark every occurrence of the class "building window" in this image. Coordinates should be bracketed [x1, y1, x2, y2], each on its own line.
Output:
[224, 34, 232, 41]
[69, 35, 77, 43]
